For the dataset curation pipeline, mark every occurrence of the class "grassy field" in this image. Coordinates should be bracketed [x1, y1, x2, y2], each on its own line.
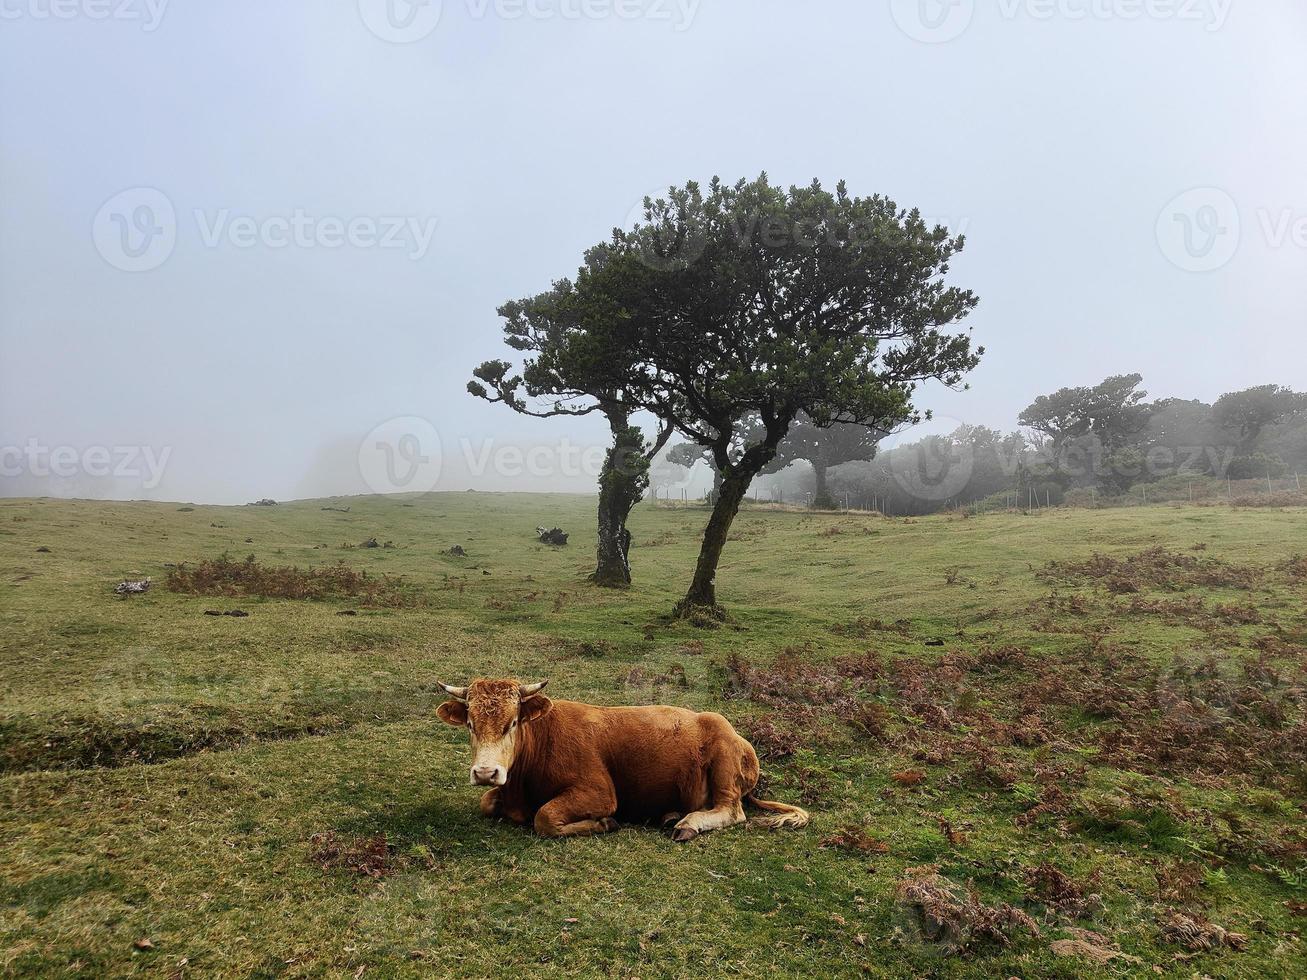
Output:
[2, 493, 1305, 978]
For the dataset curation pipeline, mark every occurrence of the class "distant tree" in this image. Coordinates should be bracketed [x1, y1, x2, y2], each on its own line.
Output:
[1212, 385, 1305, 448]
[1016, 386, 1092, 446]
[1227, 452, 1287, 480]
[666, 416, 783, 501]
[666, 442, 722, 498]
[468, 254, 672, 588]
[615, 175, 981, 616]
[1019, 374, 1153, 453]
[772, 416, 885, 509]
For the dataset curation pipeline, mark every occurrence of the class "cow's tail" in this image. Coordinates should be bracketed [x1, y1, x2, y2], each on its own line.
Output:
[745, 792, 811, 830]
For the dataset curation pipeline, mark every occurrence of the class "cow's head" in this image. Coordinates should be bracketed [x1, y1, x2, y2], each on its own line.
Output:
[436, 678, 552, 786]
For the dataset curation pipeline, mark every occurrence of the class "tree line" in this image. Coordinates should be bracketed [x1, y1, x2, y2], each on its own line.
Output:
[469, 175, 981, 616]
[740, 376, 1305, 517]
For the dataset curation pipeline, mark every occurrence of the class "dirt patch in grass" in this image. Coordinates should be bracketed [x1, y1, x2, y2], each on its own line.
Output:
[166, 553, 424, 606]
[307, 832, 393, 879]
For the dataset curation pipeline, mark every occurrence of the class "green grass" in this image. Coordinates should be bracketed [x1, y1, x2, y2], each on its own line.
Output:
[2, 493, 1305, 977]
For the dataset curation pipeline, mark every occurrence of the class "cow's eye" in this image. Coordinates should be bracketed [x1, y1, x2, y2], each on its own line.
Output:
[510, 719, 518, 729]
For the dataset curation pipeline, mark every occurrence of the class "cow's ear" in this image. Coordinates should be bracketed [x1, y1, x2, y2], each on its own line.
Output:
[519, 695, 553, 724]
[436, 700, 468, 726]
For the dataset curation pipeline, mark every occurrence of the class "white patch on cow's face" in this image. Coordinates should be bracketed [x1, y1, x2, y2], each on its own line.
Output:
[468, 716, 519, 786]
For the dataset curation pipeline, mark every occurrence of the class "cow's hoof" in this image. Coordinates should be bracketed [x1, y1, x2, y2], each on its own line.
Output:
[599, 817, 620, 832]
[672, 827, 699, 843]
[661, 812, 683, 829]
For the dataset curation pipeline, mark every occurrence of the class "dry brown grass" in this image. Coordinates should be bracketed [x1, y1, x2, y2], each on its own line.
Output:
[167, 553, 423, 606]
[307, 832, 393, 879]
[1041, 546, 1263, 592]
[895, 866, 1040, 955]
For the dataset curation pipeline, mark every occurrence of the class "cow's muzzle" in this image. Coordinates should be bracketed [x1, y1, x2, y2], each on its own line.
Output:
[471, 765, 506, 786]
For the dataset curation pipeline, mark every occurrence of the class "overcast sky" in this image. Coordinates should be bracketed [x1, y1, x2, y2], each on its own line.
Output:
[2, 0, 1305, 503]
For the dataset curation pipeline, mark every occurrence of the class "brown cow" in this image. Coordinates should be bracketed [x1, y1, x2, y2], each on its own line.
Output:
[436, 678, 810, 842]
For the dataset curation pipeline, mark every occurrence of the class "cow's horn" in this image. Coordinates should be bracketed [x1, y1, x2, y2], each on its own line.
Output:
[438, 682, 468, 702]
[519, 680, 548, 698]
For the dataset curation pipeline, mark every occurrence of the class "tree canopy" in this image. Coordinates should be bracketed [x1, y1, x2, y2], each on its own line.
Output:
[1213, 385, 1305, 446]
[611, 175, 981, 611]
[1019, 373, 1153, 451]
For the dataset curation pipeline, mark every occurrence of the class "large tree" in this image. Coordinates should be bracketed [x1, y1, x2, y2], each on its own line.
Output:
[468, 254, 672, 588]
[1212, 385, 1304, 448]
[615, 176, 981, 615]
[772, 416, 885, 509]
[1019, 374, 1153, 453]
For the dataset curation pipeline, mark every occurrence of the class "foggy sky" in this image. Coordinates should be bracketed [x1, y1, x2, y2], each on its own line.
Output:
[2, 0, 1305, 503]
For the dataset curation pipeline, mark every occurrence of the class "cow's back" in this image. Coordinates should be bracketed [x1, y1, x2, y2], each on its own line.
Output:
[542, 701, 752, 822]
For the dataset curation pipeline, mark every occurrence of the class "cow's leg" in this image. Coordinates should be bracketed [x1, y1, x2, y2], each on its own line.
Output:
[533, 786, 618, 838]
[480, 788, 530, 825]
[672, 802, 745, 842]
[672, 731, 751, 842]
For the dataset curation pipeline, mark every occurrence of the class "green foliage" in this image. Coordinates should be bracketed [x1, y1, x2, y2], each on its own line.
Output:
[1018, 373, 1153, 451]
[1227, 452, 1287, 480]
[616, 175, 981, 472]
[1213, 384, 1305, 445]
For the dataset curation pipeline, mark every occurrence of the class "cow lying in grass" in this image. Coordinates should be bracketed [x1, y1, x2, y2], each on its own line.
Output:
[436, 678, 810, 842]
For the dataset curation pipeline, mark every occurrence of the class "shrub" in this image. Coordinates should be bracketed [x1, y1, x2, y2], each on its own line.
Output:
[166, 553, 422, 606]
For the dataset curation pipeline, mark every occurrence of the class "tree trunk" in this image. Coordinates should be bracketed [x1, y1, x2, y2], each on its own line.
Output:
[591, 412, 648, 588]
[676, 471, 750, 616]
[811, 461, 835, 510]
[593, 476, 635, 587]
